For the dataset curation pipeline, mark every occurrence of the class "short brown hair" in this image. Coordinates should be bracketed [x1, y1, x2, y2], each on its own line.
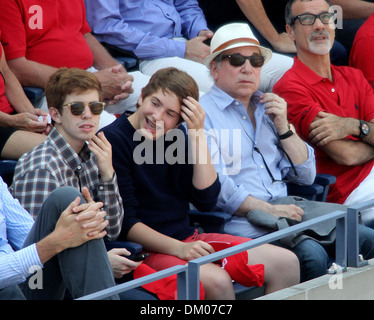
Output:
[139, 67, 199, 108]
[45, 68, 102, 112]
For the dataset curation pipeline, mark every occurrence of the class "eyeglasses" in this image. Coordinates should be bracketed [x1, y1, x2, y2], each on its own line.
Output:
[290, 12, 336, 26]
[62, 101, 105, 116]
[254, 143, 299, 184]
[221, 54, 266, 68]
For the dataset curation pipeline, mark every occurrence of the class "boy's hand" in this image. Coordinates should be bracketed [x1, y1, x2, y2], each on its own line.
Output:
[181, 96, 205, 132]
[88, 131, 115, 182]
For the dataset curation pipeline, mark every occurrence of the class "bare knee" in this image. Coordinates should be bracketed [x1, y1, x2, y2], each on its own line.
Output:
[200, 264, 235, 300]
[247, 244, 300, 293]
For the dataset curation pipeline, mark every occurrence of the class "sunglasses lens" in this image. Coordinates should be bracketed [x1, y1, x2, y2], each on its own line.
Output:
[250, 55, 265, 68]
[89, 102, 105, 115]
[69, 102, 85, 115]
[67, 102, 104, 115]
[228, 55, 246, 66]
[225, 54, 265, 68]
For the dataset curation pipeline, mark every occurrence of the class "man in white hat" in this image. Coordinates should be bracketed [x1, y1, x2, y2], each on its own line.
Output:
[200, 22, 374, 282]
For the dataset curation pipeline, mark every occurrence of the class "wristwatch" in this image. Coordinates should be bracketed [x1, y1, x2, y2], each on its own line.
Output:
[356, 120, 370, 139]
[278, 124, 295, 140]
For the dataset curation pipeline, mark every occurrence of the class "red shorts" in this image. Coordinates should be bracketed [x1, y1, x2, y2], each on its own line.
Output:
[144, 230, 251, 270]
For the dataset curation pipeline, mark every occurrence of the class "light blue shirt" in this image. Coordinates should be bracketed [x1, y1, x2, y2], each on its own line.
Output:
[0, 178, 41, 289]
[84, 0, 208, 59]
[201, 85, 316, 216]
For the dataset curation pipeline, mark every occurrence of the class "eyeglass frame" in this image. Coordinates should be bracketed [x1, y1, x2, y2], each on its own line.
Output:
[254, 143, 299, 184]
[290, 12, 336, 26]
[61, 101, 105, 116]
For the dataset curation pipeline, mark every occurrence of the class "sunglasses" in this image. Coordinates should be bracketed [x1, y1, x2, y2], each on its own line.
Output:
[62, 101, 105, 116]
[221, 54, 266, 68]
[254, 143, 299, 184]
[290, 12, 336, 26]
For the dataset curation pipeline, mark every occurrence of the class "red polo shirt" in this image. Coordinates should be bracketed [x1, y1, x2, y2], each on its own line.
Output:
[350, 13, 374, 90]
[274, 57, 374, 204]
[0, 31, 14, 114]
[0, 0, 93, 70]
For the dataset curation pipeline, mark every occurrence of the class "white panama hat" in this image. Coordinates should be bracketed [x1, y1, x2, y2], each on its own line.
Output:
[203, 23, 273, 68]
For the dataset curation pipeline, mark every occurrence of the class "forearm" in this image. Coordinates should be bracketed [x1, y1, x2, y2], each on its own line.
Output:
[329, 0, 374, 19]
[127, 222, 183, 256]
[320, 139, 374, 166]
[279, 130, 309, 165]
[236, 0, 279, 43]
[84, 33, 124, 71]
[2, 63, 36, 113]
[234, 194, 273, 217]
[35, 232, 65, 264]
[190, 129, 218, 189]
[7, 57, 57, 88]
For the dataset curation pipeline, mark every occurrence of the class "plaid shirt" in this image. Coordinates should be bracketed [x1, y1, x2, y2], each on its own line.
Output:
[10, 127, 123, 241]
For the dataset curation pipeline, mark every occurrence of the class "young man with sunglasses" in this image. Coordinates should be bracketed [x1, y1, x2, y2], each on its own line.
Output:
[274, 0, 374, 227]
[9, 68, 159, 299]
[10, 68, 123, 234]
[200, 22, 374, 283]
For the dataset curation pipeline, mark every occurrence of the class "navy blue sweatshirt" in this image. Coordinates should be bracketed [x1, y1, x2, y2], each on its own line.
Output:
[102, 115, 221, 241]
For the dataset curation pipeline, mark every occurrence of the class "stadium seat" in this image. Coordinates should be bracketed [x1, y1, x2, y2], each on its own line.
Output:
[0, 159, 17, 186]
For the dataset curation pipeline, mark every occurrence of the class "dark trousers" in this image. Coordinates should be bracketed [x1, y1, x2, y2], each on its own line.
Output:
[20, 187, 118, 300]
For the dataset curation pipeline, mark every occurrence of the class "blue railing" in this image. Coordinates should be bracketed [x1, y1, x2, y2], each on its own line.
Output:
[187, 209, 347, 299]
[78, 209, 348, 300]
[77, 264, 188, 300]
[347, 199, 374, 268]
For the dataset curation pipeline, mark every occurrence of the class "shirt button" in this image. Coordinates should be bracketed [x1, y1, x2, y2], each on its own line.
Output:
[235, 101, 239, 105]
[331, 88, 335, 92]
[77, 165, 82, 170]
[99, 186, 104, 191]
[242, 116, 247, 120]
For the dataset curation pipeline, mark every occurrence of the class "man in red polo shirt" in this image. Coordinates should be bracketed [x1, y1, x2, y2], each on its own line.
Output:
[274, 0, 374, 227]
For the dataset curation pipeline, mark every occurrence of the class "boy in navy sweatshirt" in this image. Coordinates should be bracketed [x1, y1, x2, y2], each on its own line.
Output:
[102, 67, 300, 299]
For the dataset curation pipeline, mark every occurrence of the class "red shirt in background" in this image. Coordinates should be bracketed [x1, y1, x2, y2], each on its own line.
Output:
[0, 31, 14, 114]
[274, 57, 374, 204]
[0, 0, 93, 70]
[350, 13, 374, 90]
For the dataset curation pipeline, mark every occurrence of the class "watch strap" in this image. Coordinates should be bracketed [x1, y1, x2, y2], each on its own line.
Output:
[278, 124, 294, 140]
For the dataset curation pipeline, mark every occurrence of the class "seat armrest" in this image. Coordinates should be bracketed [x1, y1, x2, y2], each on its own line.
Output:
[189, 210, 232, 233]
[105, 240, 143, 256]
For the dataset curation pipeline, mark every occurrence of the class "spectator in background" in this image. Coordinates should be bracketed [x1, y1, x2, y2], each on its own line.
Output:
[84, 0, 292, 93]
[329, 0, 374, 55]
[0, 0, 150, 128]
[274, 0, 374, 226]
[0, 182, 117, 300]
[350, 12, 374, 89]
[84, 0, 213, 93]
[0, 37, 48, 160]
[198, 0, 348, 65]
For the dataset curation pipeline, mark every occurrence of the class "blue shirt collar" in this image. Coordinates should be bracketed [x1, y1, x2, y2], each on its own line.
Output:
[209, 84, 264, 112]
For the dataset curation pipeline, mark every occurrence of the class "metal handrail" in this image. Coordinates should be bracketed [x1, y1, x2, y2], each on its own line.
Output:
[77, 210, 348, 300]
[187, 210, 347, 299]
[77, 264, 188, 300]
[347, 199, 374, 268]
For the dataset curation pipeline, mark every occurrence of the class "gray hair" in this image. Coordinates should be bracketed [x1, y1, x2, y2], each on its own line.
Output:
[285, 0, 332, 26]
